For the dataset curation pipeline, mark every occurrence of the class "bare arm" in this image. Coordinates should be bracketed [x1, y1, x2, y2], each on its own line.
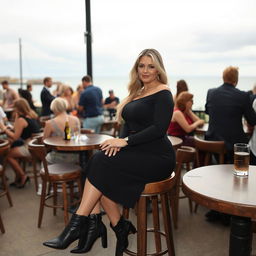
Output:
[0, 116, 26, 140]
[173, 110, 203, 133]
[43, 120, 53, 140]
[187, 109, 204, 123]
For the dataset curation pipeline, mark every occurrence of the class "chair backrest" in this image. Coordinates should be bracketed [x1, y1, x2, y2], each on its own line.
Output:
[28, 137, 49, 177]
[80, 128, 94, 134]
[0, 140, 10, 157]
[175, 146, 196, 184]
[0, 140, 10, 173]
[194, 136, 226, 166]
[39, 115, 51, 128]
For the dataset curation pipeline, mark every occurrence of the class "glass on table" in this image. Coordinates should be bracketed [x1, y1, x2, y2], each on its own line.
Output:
[71, 127, 81, 142]
[233, 143, 250, 176]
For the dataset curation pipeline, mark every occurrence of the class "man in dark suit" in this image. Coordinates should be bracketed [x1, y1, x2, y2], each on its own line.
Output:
[205, 66, 256, 162]
[40, 77, 55, 116]
[205, 66, 256, 224]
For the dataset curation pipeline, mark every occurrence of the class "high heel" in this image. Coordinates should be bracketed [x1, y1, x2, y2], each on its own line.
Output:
[71, 213, 108, 253]
[111, 216, 136, 256]
[43, 213, 85, 249]
[17, 176, 30, 189]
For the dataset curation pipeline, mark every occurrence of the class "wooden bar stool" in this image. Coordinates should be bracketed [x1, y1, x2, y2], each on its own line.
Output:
[171, 146, 196, 229]
[0, 140, 13, 234]
[194, 136, 226, 212]
[123, 173, 176, 256]
[28, 137, 82, 227]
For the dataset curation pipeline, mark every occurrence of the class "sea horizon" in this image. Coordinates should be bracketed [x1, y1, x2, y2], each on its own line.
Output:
[4, 75, 256, 110]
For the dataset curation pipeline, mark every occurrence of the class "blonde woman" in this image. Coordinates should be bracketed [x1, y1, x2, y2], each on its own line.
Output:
[0, 98, 39, 188]
[61, 85, 76, 113]
[43, 98, 80, 164]
[44, 49, 175, 255]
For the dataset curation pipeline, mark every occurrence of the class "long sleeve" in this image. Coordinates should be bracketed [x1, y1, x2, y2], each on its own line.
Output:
[119, 122, 129, 138]
[127, 91, 173, 146]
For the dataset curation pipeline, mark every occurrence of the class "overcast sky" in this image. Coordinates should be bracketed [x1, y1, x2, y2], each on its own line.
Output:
[1, 0, 256, 78]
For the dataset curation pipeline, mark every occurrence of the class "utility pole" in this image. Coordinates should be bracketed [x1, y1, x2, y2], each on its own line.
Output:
[19, 38, 23, 89]
[85, 0, 93, 79]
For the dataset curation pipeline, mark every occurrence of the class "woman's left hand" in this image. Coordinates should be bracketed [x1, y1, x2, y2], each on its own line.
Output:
[100, 138, 128, 157]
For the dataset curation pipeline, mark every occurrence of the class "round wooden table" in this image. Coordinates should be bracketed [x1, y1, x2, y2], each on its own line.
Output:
[168, 136, 183, 150]
[44, 134, 113, 183]
[182, 164, 256, 256]
[195, 123, 250, 136]
[44, 134, 112, 151]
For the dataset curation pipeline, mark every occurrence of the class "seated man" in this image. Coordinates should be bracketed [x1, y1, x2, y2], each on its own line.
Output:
[104, 90, 119, 119]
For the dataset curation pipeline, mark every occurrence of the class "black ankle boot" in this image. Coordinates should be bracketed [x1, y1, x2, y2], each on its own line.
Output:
[111, 216, 136, 256]
[70, 213, 108, 253]
[43, 213, 84, 249]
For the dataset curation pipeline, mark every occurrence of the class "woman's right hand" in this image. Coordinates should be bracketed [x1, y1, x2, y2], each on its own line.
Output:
[197, 119, 205, 127]
[103, 147, 121, 157]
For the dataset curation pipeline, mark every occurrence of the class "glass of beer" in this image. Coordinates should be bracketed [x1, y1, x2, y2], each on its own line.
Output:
[233, 143, 250, 176]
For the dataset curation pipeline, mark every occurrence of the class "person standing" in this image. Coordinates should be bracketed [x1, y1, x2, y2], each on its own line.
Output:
[205, 66, 256, 163]
[104, 90, 120, 119]
[43, 49, 175, 255]
[1, 80, 19, 108]
[78, 75, 104, 133]
[40, 77, 55, 117]
[18, 84, 36, 111]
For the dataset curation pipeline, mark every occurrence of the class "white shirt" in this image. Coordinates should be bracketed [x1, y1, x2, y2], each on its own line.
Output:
[0, 106, 6, 121]
[249, 99, 256, 156]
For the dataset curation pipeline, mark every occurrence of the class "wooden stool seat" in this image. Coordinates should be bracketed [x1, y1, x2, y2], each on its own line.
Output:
[28, 137, 82, 227]
[41, 163, 81, 177]
[123, 173, 176, 256]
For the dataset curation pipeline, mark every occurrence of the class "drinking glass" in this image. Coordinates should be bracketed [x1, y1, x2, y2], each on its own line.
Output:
[233, 143, 250, 176]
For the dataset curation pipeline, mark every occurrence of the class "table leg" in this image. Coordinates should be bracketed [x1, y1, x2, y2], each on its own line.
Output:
[229, 216, 252, 256]
[79, 151, 90, 188]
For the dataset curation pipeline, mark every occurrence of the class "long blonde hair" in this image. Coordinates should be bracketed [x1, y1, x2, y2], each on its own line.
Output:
[14, 98, 38, 119]
[116, 49, 167, 122]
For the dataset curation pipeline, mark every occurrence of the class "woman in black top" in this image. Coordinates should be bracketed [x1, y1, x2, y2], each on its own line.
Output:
[0, 98, 39, 188]
[43, 49, 175, 255]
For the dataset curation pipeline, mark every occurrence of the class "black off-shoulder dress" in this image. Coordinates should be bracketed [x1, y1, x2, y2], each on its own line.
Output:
[87, 90, 175, 208]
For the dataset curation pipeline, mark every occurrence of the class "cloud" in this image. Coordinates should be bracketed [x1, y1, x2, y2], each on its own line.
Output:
[0, 0, 256, 77]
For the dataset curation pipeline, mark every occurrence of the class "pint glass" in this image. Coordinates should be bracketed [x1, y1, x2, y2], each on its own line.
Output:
[233, 143, 250, 176]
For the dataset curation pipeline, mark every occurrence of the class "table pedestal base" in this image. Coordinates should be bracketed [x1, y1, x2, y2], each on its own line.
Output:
[229, 216, 252, 256]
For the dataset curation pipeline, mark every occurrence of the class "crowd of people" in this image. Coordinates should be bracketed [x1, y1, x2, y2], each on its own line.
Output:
[0, 48, 256, 255]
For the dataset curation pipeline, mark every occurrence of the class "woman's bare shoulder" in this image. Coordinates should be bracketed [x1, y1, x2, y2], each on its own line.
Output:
[156, 84, 170, 92]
